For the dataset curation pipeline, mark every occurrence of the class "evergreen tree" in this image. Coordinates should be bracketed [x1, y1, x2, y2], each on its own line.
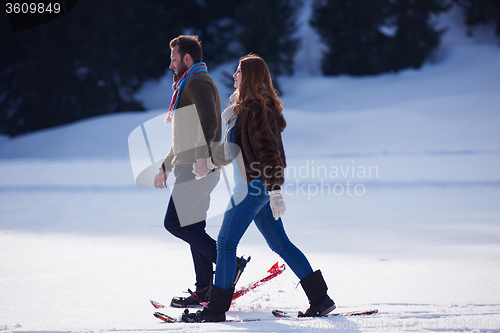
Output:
[310, 0, 449, 76]
[188, 0, 238, 66]
[1, 1, 303, 136]
[0, 0, 190, 136]
[190, 0, 303, 93]
[452, 0, 500, 42]
[233, 0, 302, 77]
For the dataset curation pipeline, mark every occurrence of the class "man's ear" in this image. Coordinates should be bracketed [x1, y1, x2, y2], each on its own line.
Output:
[183, 53, 192, 64]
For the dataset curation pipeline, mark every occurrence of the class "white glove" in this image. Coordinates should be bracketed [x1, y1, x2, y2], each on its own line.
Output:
[206, 157, 216, 170]
[192, 163, 202, 180]
[192, 157, 216, 180]
[269, 189, 286, 220]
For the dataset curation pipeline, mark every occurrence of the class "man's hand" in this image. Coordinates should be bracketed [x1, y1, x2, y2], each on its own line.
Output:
[194, 158, 212, 179]
[154, 169, 169, 189]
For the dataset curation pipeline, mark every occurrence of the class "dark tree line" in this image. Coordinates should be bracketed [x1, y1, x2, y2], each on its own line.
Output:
[187, 0, 301, 92]
[310, 0, 450, 76]
[309, 0, 500, 76]
[1, 1, 187, 136]
[0, 0, 300, 136]
[1, 1, 499, 137]
[452, 0, 500, 39]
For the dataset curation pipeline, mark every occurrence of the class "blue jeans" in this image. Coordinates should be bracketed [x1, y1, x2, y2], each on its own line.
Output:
[215, 178, 314, 289]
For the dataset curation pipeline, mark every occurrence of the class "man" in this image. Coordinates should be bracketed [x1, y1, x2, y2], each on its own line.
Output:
[153, 35, 222, 307]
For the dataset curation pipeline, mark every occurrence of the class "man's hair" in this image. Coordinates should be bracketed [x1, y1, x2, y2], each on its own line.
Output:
[170, 35, 203, 63]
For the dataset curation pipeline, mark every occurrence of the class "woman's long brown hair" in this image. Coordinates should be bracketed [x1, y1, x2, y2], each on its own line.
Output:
[233, 54, 286, 132]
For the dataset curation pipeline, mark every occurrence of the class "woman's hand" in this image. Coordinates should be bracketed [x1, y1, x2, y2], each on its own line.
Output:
[193, 157, 216, 179]
[269, 189, 286, 220]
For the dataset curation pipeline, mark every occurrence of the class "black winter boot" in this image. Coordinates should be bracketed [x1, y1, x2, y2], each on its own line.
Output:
[298, 270, 336, 317]
[171, 256, 249, 309]
[170, 286, 210, 308]
[194, 286, 234, 322]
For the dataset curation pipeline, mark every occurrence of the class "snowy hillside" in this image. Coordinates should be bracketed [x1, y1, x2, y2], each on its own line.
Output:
[1, 4, 500, 333]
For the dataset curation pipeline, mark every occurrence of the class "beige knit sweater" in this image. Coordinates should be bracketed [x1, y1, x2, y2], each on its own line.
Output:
[161, 72, 222, 172]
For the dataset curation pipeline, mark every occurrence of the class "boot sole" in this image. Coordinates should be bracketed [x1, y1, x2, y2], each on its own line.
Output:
[170, 299, 205, 308]
[171, 303, 204, 308]
[320, 303, 337, 316]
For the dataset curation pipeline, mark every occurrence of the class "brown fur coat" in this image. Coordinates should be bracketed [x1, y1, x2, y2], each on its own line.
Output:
[213, 99, 286, 191]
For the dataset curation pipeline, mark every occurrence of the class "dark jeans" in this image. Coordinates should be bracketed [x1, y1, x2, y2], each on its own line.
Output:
[215, 178, 314, 289]
[164, 164, 219, 290]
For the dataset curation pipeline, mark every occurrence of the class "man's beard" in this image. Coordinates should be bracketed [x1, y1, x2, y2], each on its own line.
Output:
[173, 61, 188, 81]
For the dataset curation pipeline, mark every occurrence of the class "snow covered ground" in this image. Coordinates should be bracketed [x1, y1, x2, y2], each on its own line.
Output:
[1, 5, 500, 333]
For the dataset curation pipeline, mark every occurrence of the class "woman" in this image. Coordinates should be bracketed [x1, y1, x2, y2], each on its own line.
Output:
[194, 54, 335, 322]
